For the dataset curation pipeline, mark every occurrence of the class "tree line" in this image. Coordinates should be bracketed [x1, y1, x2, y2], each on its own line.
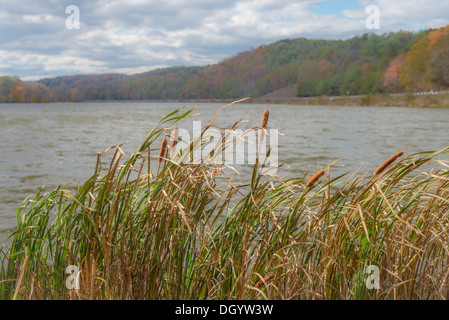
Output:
[1, 25, 449, 103]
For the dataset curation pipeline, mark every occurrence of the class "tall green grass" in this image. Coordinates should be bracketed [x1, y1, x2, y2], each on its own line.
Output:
[1, 103, 449, 300]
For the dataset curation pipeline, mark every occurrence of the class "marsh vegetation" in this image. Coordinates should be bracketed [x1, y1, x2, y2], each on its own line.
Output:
[1, 103, 449, 300]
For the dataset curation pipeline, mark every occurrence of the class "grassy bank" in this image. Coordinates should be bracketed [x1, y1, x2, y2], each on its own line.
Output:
[1, 102, 449, 300]
[251, 91, 449, 108]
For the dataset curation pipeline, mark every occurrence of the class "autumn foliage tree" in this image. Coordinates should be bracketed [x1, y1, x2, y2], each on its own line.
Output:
[381, 53, 406, 92]
[430, 31, 449, 87]
[11, 86, 26, 102]
[399, 26, 449, 91]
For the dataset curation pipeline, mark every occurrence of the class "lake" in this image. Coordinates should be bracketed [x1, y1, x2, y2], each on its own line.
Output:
[1, 101, 448, 241]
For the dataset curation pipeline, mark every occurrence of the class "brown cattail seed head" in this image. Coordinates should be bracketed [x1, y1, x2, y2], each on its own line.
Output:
[306, 169, 325, 188]
[171, 127, 179, 150]
[374, 150, 404, 175]
[259, 109, 270, 142]
[255, 274, 274, 289]
[158, 138, 168, 163]
[260, 109, 269, 129]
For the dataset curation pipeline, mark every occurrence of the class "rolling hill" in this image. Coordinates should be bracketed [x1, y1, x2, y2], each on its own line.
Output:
[1, 25, 449, 103]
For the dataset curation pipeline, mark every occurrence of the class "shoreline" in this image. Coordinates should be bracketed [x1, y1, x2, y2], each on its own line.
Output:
[2, 92, 449, 108]
[249, 93, 449, 108]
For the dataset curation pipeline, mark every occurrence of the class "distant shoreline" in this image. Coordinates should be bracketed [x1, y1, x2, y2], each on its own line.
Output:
[2, 91, 449, 108]
[249, 92, 449, 108]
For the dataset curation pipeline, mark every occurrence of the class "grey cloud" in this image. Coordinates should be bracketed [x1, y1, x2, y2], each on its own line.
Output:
[1, 0, 448, 80]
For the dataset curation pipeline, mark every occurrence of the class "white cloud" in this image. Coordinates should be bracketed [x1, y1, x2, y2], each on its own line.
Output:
[0, 0, 448, 80]
[22, 14, 53, 24]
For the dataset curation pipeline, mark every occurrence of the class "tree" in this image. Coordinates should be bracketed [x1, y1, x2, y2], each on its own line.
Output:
[318, 59, 335, 78]
[430, 32, 449, 87]
[399, 26, 449, 91]
[71, 88, 79, 102]
[11, 86, 26, 102]
[381, 53, 406, 92]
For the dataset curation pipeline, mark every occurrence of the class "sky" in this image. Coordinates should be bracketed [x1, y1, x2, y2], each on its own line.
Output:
[1, 0, 448, 81]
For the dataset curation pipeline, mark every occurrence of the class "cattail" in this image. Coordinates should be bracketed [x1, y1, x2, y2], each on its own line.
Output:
[374, 150, 404, 175]
[259, 108, 269, 142]
[171, 127, 179, 151]
[261, 109, 269, 129]
[255, 274, 274, 289]
[158, 138, 168, 163]
[306, 169, 325, 188]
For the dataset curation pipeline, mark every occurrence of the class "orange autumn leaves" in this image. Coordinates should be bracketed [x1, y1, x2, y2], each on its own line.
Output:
[398, 26, 449, 91]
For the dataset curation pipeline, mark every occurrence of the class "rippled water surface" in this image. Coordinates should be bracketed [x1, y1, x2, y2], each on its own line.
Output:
[1, 102, 448, 239]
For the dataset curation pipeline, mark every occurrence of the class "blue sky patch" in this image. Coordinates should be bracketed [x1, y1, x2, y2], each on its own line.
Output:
[311, 0, 361, 15]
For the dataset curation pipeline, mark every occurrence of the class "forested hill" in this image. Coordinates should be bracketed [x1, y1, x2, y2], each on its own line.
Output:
[1, 25, 449, 103]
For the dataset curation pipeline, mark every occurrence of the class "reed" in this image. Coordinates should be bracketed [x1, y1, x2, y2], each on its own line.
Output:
[255, 274, 274, 289]
[259, 107, 269, 142]
[171, 127, 179, 151]
[158, 138, 168, 163]
[261, 109, 269, 129]
[306, 169, 325, 187]
[374, 150, 404, 175]
[1, 103, 449, 300]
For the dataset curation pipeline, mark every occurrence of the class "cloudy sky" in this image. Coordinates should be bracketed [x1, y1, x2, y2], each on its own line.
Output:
[1, 0, 448, 81]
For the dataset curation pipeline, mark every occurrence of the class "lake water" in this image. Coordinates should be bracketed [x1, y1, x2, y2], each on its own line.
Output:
[1, 101, 449, 242]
